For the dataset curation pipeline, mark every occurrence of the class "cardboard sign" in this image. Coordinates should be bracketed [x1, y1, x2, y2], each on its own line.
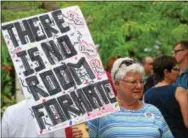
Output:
[1, 6, 119, 134]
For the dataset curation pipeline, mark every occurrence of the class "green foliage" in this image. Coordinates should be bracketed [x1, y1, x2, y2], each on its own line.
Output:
[1, 68, 16, 116]
[2, 9, 47, 22]
[1, 1, 188, 114]
[86, 2, 188, 64]
[1, 43, 16, 115]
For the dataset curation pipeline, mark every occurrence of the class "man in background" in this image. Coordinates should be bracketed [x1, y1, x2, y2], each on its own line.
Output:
[142, 56, 154, 81]
[173, 40, 188, 89]
[142, 56, 154, 92]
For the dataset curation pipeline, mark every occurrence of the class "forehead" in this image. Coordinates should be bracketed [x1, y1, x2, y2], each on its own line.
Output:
[174, 44, 183, 49]
[124, 71, 142, 79]
[174, 64, 180, 68]
[145, 57, 153, 63]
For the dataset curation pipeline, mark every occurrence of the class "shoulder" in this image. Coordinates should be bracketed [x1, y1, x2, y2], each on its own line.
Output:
[175, 86, 186, 96]
[180, 71, 188, 81]
[181, 72, 188, 80]
[6, 100, 28, 112]
[167, 85, 177, 93]
[2, 100, 29, 126]
[175, 87, 188, 100]
[176, 86, 185, 91]
[143, 103, 162, 116]
[3, 100, 30, 118]
[144, 103, 158, 109]
[178, 70, 188, 88]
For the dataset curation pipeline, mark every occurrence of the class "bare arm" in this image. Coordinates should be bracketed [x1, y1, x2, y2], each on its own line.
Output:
[175, 87, 188, 129]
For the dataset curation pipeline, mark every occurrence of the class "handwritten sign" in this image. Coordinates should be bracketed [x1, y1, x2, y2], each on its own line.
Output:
[1, 6, 119, 134]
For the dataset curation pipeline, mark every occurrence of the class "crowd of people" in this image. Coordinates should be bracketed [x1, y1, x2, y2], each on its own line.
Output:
[2, 40, 188, 138]
[144, 55, 188, 138]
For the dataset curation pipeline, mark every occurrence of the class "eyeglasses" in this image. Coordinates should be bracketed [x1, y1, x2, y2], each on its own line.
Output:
[113, 60, 135, 80]
[120, 60, 135, 67]
[173, 49, 186, 54]
[121, 79, 144, 86]
[172, 67, 180, 72]
[148, 62, 153, 65]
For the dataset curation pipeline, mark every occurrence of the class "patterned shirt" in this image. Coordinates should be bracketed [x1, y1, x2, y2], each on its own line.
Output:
[86, 103, 174, 138]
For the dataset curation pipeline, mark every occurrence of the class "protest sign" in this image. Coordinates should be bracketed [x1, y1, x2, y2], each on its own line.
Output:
[1, 6, 120, 134]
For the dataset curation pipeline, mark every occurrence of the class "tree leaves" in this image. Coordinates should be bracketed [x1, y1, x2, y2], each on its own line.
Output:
[1, 1, 188, 96]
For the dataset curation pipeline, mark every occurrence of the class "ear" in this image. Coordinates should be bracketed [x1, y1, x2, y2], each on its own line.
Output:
[164, 69, 170, 77]
[185, 49, 188, 55]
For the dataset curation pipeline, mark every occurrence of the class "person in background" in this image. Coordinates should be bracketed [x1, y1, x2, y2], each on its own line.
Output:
[142, 56, 154, 81]
[105, 55, 121, 96]
[2, 99, 66, 138]
[142, 56, 155, 92]
[145, 55, 188, 138]
[143, 74, 157, 92]
[173, 40, 188, 89]
[72, 57, 174, 138]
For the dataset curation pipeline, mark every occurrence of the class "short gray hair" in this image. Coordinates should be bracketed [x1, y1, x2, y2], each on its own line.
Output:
[111, 57, 144, 82]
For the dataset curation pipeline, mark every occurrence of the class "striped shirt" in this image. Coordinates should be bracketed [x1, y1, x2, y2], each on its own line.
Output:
[86, 103, 174, 138]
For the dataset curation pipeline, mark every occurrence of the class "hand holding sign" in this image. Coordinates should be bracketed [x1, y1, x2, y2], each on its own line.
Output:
[72, 123, 89, 138]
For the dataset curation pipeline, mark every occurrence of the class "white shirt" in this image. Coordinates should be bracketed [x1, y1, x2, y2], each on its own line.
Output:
[2, 100, 66, 138]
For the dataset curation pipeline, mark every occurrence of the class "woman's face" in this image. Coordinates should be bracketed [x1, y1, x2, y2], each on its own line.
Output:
[166, 65, 180, 83]
[115, 72, 144, 102]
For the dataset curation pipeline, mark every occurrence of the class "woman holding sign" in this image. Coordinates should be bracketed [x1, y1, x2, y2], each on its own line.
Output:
[72, 57, 174, 138]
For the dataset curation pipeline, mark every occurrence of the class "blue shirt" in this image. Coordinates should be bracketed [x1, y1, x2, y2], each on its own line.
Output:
[174, 67, 188, 89]
[86, 103, 173, 138]
[145, 85, 188, 138]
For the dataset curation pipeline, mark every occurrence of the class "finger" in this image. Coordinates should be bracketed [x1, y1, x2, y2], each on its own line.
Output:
[85, 126, 89, 132]
[72, 126, 79, 130]
[72, 130, 82, 135]
[72, 128, 79, 132]
[72, 132, 83, 138]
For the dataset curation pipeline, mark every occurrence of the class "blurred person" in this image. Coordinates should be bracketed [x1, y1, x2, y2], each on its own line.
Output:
[173, 40, 188, 89]
[105, 55, 121, 96]
[143, 74, 157, 92]
[142, 56, 155, 92]
[142, 56, 154, 80]
[145, 55, 188, 138]
[2, 99, 66, 138]
[72, 57, 174, 138]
